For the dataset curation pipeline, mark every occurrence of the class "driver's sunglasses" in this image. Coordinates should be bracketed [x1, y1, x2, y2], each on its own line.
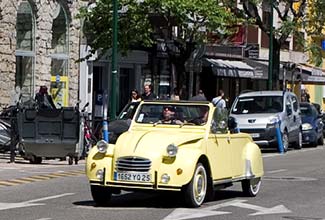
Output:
[163, 107, 173, 111]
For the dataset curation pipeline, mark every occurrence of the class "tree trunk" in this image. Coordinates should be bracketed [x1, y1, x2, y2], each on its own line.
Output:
[272, 40, 281, 90]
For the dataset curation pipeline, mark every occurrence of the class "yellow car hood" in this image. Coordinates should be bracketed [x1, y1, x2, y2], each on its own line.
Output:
[115, 130, 204, 157]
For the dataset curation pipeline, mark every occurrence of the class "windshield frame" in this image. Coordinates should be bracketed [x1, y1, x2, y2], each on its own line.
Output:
[133, 102, 210, 127]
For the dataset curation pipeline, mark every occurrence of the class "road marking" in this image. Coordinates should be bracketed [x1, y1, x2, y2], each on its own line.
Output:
[264, 176, 317, 181]
[162, 199, 291, 220]
[267, 169, 287, 174]
[0, 170, 84, 187]
[223, 199, 291, 216]
[0, 193, 74, 211]
[162, 208, 230, 220]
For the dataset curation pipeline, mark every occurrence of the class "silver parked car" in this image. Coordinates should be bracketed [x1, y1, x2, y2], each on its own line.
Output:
[229, 91, 302, 152]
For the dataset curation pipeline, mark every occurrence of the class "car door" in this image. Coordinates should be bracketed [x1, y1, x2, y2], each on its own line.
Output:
[284, 94, 295, 136]
[290, 95, 301, 139]
[206, 108, 232, 180]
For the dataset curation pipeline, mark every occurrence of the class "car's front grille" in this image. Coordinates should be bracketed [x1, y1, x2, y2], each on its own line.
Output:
[115, 156, 151, 172]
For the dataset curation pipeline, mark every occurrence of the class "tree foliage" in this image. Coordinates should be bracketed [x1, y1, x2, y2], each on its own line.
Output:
[77, 0, 238, 69]
[222, 0, 325, 67]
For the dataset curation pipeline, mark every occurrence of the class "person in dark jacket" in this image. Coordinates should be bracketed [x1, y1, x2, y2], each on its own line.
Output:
[35, 86, 56, 109]
[141, 84, 157, 100]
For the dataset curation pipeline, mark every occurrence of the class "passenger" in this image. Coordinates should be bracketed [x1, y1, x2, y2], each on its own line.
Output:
[190, 106, 209, 125]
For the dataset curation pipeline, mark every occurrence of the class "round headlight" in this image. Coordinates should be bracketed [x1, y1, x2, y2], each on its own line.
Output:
[166, 144, 178, 157]
[161, 173, 170, 184]
[302, 123, 313, 131]
[96, 169, 104, 181]
[97, 140, 108, 153]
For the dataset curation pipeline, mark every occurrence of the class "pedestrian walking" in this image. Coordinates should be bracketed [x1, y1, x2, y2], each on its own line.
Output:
[170, 88, 180, 101]
[189, 89, 207, 101]
[141, 84, 157, 100]
[129, 89, 141, 102]
[212, 89, 226, 108]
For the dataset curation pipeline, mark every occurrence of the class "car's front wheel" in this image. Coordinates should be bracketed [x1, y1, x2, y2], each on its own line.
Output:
[90, 185, 112, 206]
[318, 132, 324, 145]
[294, 130, 302, 149]
[183, 163, 207, 207]
[241, 177, 261, 197]
[282, 131, 289, 152]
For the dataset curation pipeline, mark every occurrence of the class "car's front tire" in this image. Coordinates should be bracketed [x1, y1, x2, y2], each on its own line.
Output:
[294, 130, 302, 149]
[282, 131, 289, 152]
[90, 185, 112, 206]
[318, 132, 324, 145]
[183, 163, 207, 207]
[241, 177, 261, 197]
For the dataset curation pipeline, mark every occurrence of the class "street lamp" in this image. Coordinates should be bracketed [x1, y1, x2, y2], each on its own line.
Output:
[268, 0, 274, 90]
[102, 0, 118, 142]
[110, 0, 118, 120]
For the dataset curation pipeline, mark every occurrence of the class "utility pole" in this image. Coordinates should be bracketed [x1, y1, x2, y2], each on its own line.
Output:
[268, 0, 274, 90]
[110, 0, 118, 120]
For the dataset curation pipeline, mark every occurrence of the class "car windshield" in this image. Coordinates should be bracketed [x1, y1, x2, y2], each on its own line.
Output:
[231, 96, 283, 114]
[300, 106, 313, 116]
[300, 105, 317, 117]
[118, 102, 139, 120]
[135, 103, 209, 126]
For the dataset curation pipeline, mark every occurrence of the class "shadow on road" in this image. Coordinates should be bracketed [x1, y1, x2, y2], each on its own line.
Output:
[73, 189, 248, 209]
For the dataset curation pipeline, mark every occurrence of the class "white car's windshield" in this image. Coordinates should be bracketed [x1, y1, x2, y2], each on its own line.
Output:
[231, 96, 283, 114]
[135, 103, 209, 125]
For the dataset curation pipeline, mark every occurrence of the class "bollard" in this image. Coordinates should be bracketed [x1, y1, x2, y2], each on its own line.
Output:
[102, 120, 109, 142]
[275, 119, 284, 153]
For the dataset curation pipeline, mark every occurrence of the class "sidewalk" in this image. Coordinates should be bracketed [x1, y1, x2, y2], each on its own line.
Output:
[0, 152, 86, 166]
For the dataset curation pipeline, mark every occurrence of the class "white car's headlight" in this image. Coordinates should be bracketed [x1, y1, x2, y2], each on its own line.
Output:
[268, 115, 280, 124]
[97, 140, 108, 153]
[166, 144, 178, 157]
[302, 123, 313, 131]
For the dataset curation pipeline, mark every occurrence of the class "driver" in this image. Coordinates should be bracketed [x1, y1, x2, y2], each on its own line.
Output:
[159, 105, 183, 125]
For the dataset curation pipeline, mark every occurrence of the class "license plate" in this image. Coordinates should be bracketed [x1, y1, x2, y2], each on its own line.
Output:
[250, 133, 260, 138]
[114, 172, 151, 182]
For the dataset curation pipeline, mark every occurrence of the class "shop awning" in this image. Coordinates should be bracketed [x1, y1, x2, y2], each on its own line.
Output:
[203, 58, 255, 78]
[280, 65, 325, 84]
[243, 59, 274, 80]
[299, 65, 325, 84]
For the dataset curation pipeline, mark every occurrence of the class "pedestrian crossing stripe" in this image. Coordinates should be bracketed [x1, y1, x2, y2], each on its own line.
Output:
[0, 170, 85, 187]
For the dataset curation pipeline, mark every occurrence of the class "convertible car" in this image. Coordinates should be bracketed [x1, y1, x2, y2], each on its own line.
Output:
[86, 100, 264, 207]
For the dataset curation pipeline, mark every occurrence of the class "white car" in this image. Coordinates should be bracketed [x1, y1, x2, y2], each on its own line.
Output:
[230, 91, 302, 152]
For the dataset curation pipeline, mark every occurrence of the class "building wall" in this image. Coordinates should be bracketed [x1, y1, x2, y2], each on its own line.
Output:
[0, 0, 85, 107]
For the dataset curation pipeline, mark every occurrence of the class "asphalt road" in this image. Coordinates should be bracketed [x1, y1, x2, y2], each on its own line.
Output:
[0, 145, 325, 220]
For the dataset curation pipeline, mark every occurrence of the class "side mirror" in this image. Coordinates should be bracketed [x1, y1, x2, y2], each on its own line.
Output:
[228, 116, 238, 133]
[287, 107, 292, 116]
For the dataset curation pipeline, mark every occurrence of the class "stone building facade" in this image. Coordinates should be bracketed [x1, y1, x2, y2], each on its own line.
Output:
[0, 0, 86, 108]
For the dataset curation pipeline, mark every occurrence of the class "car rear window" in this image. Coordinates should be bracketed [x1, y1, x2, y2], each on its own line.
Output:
[231, 96, 283, 114]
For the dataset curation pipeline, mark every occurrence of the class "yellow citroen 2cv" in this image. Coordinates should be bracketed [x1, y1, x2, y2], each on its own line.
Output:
[86, 100, 264, 207]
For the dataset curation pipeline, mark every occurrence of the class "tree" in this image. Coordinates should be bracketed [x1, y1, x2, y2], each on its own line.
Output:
[78, 0, 238, 97]
[222, 0, 325, 89]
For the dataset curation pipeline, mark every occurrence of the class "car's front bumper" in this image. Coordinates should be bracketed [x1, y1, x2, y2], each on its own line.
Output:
[302, 129, 317, 144]
[239, 127, 277, 147]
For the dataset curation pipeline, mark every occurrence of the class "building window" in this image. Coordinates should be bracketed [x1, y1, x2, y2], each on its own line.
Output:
[16, 0, 35, 100]
[51, 3, 69, 76]
[50, 3, 69, 107]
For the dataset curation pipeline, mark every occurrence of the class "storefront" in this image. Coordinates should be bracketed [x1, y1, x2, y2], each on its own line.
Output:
[201, 58, 268, 106]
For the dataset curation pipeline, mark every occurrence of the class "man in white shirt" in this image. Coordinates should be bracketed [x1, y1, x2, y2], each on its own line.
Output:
[212, 89, 226, 109]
